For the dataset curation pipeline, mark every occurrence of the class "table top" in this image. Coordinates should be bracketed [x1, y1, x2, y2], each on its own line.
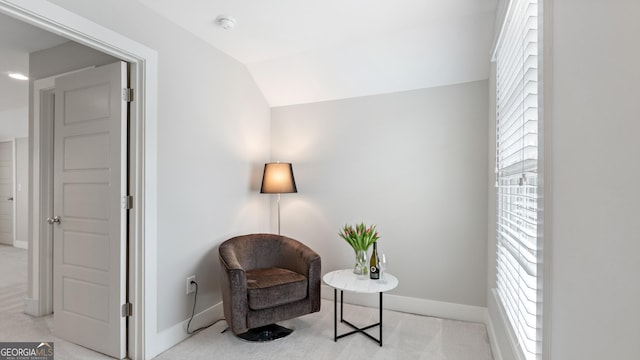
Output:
[323, 269, 398, 294]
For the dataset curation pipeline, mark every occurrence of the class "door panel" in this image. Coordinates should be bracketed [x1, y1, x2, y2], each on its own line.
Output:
[63, 183, 110, 219]
[53, 61, 127, 359]
[0, 141, 13, 245]
[63, 83, 111, 124]
[63, 133, 110, 169]
[62, 231, 109, 271]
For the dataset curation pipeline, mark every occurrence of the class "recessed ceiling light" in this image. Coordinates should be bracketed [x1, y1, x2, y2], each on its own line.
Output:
[8, 73, 28, 81]
[215, 15, 236, 30]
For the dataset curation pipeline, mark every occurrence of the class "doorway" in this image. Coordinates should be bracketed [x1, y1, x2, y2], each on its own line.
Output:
[33, 62, 130, 359]
[0, 1, 157, 359]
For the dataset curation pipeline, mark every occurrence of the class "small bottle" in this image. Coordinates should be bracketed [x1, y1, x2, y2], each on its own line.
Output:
[369, 242, 380, 280]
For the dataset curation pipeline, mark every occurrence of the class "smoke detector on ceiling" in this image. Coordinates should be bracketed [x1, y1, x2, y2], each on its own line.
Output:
[216, 15, 236, 30]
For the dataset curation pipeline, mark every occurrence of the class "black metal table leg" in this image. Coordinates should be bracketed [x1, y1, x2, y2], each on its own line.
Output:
[379, 291, 383, 347]
[340, 290, 344, 322]
[333, 291, 385, 346]
[333, 288, 337, 342]
[324, 270, 397, 347]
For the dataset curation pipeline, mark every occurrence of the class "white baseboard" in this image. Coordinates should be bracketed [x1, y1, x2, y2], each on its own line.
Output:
[14, 240, 27, 249]
[150, 302, 224, 359]
[320, 284, 487, 323]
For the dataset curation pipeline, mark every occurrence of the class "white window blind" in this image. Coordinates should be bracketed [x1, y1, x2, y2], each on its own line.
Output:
[494, 0, 541, 359]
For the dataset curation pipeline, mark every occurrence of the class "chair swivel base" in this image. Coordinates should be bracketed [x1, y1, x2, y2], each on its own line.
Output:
[237, 324, 293, 342]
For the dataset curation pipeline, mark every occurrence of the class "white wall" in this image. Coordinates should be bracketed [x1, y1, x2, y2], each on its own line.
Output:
[0, 48, 28, 112]
[271, 81, 489, 307]
[549, 0, 640, 358]
[48, 0, 271, 348]
[0, 107, 28, 139]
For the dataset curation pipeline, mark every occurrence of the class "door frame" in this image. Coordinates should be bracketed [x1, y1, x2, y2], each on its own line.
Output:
[0, 1, 158, 359]
[29, 76, 54, 317]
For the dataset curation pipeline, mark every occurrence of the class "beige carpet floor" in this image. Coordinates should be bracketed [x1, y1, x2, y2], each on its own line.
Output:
[1, 245, 493, 359]
[155, 300, 493, 360]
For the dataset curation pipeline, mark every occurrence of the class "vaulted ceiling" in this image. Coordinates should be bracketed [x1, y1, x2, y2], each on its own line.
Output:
[138, 0, 498, 107]
[0, 1, 498, 114]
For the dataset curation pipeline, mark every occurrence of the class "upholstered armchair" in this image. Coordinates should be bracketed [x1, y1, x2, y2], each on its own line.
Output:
[218, 233, 321, 340]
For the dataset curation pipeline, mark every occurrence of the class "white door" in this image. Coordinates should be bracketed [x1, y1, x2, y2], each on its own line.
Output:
[52, 61, 128, 359]
[0, 141, 13, 245]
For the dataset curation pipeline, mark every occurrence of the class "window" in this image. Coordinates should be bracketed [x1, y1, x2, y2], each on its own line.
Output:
[494, 0, 542, 359]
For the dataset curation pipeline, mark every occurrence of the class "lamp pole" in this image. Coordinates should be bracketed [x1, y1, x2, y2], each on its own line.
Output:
[277, 193, 281, 235]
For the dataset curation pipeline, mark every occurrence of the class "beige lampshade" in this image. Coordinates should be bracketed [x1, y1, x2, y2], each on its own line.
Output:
[260, 162, 297, 194]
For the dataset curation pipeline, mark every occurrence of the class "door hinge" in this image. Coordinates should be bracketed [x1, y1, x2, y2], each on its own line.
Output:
[121, 302, 133, 317]
[122, 88, 134, 102]
[122, 195, 133, 210]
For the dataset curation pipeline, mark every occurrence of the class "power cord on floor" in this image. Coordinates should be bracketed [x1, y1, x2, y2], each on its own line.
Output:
[186, 280, 226, 334]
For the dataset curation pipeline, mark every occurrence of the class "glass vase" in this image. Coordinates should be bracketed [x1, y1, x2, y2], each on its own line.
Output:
[354, 249, 368, 276]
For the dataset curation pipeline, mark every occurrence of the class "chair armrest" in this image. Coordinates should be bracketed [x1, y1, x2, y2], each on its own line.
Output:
[307, 255, 322, 312]
[218, 249, 249, 334]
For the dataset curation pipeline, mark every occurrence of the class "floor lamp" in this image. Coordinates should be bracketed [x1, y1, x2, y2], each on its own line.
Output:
[260, 162, 297, 235]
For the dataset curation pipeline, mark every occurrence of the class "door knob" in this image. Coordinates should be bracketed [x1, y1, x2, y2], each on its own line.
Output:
[7, 197, 13, 201]
[46, 216, 61, 224]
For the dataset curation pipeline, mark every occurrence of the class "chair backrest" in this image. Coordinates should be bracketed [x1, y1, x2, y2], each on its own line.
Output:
[220, 233, 303, 271]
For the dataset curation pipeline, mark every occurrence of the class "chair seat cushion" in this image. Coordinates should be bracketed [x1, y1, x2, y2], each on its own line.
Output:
[246, 267, 307, 310]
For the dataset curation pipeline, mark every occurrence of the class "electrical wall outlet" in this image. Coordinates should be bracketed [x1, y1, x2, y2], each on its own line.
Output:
[186, 275, 196, 294]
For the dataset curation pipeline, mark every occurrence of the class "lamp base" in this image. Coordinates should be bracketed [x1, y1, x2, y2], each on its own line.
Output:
[236, 324, 293, 342]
